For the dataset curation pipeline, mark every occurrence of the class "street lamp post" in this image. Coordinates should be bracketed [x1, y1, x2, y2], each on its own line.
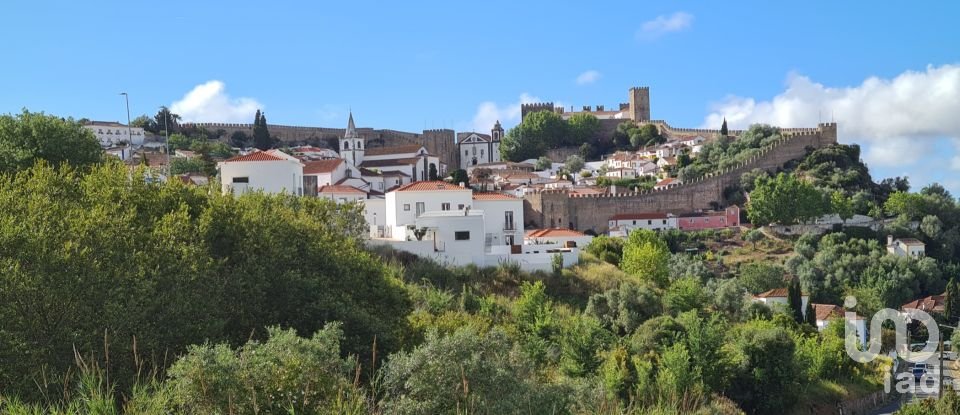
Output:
[937, 323, 958, 399]
[119, 93, 132, 146]
[161, 107, 170, 178]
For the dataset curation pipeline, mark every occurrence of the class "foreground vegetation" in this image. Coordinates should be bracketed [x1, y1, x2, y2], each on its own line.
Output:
[2, 111, 959, 414]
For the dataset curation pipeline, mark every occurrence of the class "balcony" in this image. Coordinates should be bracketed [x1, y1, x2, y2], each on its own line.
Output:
[504, 222, 516, 231]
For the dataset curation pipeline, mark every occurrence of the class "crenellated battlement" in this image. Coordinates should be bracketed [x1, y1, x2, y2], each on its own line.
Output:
[523, 125, 835, 232]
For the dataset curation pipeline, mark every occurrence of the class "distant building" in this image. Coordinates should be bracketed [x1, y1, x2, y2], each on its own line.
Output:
[217, 149, 305, 195]
[887, 236, 926, 258]
[752, 288, 810, 313]
[457, 121, 504, 169]
[608, 213, 677, 233]
[812, 303, 867, 347]
[677, 206, 740, 231]
[83, 121, 145, 147]
[318, 185, 367, 204]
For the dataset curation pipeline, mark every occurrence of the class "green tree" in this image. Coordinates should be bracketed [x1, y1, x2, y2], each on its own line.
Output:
[169, 157, 209, 175]
[884, 191, 927, 220]
[535, 156, 552, 171]
[448, 168, 469, 186]
[584, 235, 624, 265]
[620, 229, 671, 287]
[230, 130, 251, 148]
[664, 277, 707, 314]
[564, 154, 584, 181]
[154, 106, 180, 134]
[743, 228, 765, 249]
[830, 190, 854, 224]
[747, 173, 828, 225]
[499, 111, 566, 161]
[380, 328, 566, 415]
[585, 282, 662, 335]
[166, 324, 360, 414]
[428, 163, 438, 180]
[946, 279, 959, 322]
[131, 114, 154, 132]
[787, 277, 804, 323]
[252, 109, 272, 150]
[566, 113, 600, 147]
[720, 118, 728, 136]
[738, 262, 786, 294]
[0, 110, 102, 173]
[804, 300, 816, 326]
[725, 320, 798, 413]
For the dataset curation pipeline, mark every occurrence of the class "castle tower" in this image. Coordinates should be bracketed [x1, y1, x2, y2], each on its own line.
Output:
[340, 112, 365, 166]
[629, 87, 650, 121]
[491, 120, 504, 142]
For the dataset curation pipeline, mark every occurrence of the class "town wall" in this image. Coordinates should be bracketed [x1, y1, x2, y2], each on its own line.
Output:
[523, 123, 838, 233]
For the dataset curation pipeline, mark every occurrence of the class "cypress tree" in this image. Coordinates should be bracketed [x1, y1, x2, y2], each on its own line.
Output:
[720, 118, 729, 136]
[946, 279, 959, 322]
[788, 278, 803, 323]
[253, 109, 272, 150]
[804, 300, 816, 327]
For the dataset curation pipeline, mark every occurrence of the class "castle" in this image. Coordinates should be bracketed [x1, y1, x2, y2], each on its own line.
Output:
[521, 86, 651, 137]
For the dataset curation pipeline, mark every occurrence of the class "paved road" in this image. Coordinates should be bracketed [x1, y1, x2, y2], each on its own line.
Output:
[870, 353, 956, 415]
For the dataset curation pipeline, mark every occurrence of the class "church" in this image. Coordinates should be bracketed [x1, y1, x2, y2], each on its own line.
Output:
[456, 121, 504, 169]
[338, 112, 444, 192]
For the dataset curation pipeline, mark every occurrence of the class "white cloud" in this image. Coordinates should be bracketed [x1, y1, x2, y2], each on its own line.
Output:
[636, 12, 693, 40]
[171, 80, 262, 123]
[702, 64, 960, 168]
[470, 93, 543, 133]
[576, 70, 602, 85]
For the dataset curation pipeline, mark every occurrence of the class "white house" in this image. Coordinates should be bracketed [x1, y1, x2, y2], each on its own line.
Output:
[608, 213, 677, 233]
[812, 304, 867, 347]
[105, 146, 133, 161]
[318, 185, 366, 204]
[752, 288, 810, 313]
[218, 149, 304, 195]
[472, 192, 524, 248]
[605, 168, 638, 179]
[303, 158, 348, 188]
[83, 121, 145, 147]
[370, 181, 586, 272]
[525, 228, 593, 248]
[887, 236, 926, 258]
[653, 178, 679, 190]
[384, 181, 474, 240]
[457, 121, 504, 169]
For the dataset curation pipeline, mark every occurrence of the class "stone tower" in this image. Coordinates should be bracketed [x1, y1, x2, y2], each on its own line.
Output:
[340, 112, 365, 166]
[491, 120, 504, 142]
[629, 87, 650, 121]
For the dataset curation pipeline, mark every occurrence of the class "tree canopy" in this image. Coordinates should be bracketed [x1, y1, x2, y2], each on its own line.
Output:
[0, 110, 102, 174]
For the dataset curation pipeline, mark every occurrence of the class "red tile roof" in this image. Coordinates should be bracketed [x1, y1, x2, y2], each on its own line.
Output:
[901, 294, 946, 313]
[359, 158, 420, 168]
[225, 150, 287, 162]
[655, 178, 677, 187]
[303, 159, 344, 174]
[755, 287, 809, 298]
[610, 212, 669, 221]
[365, 144, 425, 157]
[526, 228, 587, 238]
[472, 192, 518, 201]
[318, 185, 366, 194]
[393, 181, 470, 192]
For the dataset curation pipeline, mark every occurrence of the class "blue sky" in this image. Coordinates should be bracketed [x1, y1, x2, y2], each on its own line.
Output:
[3, 1, 959, 193]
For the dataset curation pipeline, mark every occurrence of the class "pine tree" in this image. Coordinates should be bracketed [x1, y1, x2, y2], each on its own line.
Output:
[252, 109, 272, 150]
[788, 278, 803, 323]
[720, 118, 728, 136]
[946, 279, 959, 323]
[804, 300, 816, 327]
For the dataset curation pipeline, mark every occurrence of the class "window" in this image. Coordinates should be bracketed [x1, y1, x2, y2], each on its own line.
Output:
[357, 141, 362, 149]
[441, 203, 451, 211]
[505, 211, 514, 230]
[458, 204, 465, 210]
[455, 231, 470, 240]
[647, 220, 652, 225]
[480, 149, 484, 157]
[704, 218, 709, 223]
[416, 202, 425, 217]
[338, 197, 347, 203]
[632, 220, 636, 225]
[662, 220, 667, 224]
[403, 204, 410, 211]
[232, 177, 249, 183]
[465, 150, 469, 156]
[343, 141, 349, 150]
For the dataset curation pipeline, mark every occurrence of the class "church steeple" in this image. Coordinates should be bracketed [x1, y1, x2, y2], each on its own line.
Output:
[345, 111, 358, 138]
[340, 112, 365, 166]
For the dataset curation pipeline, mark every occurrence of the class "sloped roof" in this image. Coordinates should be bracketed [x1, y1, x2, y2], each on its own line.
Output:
[303, 159, 344, 174]
[359, 158, 420, 168]
[755, 288, 789, 298]
[457, 132, 492, 143]
[526, 228, 587, 238]
[225, 150, 287, 162]
[318, 185, 366, 195]
[393, 181, 470, 192]
[901, 294, 946, 313]
[472, 192, 518, 201]
[365, 144, 425, 157]
[654, 178, 677, 187]
[894, 238, 926, 246]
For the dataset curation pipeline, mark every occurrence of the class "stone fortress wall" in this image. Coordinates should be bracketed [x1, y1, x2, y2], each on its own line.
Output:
[181, 122, 458, 168]
[523, 123, 839, 233]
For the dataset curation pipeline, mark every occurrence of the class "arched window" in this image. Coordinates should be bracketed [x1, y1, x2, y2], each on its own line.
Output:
[357, 141, 362, 149]
[343, 141, 350, 150]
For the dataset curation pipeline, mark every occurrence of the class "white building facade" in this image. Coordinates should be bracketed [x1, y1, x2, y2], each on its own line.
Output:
[217, 150, 304, 195]
[456, 121, 504, 169]
[83, 121, 145, 147]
